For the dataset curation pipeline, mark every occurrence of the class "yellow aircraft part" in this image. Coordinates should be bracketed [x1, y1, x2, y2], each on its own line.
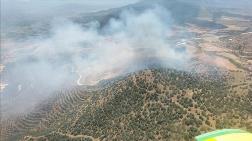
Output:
[214, 133, 252, 141]
[195, 129, 252, 141]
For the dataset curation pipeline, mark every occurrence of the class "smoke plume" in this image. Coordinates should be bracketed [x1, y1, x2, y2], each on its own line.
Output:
[1, 3, 190, 118]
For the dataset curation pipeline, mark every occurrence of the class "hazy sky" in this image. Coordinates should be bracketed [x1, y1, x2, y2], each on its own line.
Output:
[2, 0, 252, 21]
[1, 0, 141, 24]
[1, 0, 141, 14]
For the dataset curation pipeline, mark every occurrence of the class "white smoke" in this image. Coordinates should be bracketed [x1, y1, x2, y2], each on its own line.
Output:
[1, 5, 191, 118]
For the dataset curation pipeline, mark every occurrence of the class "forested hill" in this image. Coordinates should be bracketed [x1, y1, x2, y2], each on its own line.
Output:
[2, 68, 251, 141]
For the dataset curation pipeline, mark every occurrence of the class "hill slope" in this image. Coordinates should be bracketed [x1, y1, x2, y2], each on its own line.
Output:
[2, 68, 251, 141]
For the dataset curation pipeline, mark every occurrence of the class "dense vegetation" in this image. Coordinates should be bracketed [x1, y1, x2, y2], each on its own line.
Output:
[1, 68, 252, 141]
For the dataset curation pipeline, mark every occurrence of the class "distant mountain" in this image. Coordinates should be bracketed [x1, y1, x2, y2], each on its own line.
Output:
[73, 0, 201, 27]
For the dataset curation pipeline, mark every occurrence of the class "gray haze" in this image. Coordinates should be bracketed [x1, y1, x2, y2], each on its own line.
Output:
[1, 0, 140, 33]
